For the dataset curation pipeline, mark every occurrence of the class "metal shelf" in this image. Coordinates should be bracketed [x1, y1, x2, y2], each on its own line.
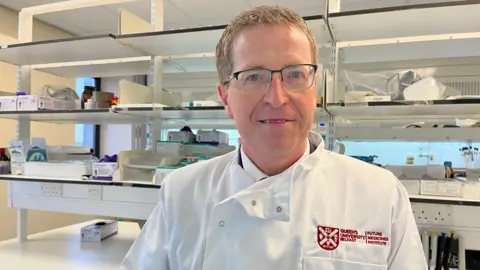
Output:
[328, 100, 480, 121]
[0, 109, 147, 124]
[33, 55, 218, 78]
[340, 36, 480, 66]
[0, 106, 329, 126]
[117, 15, 330, 56]
[0, 175, 160, 189]
[0, 34, 146, 65]
[32, 57, 151, 78]
[410, 194, 480, 206]
[115, 105, 329, 125]
[329, 1, 480, 42]
[336, 127, 480, 142]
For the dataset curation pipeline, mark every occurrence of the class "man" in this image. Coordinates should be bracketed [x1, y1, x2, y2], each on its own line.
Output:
[122, 5, 427, 270]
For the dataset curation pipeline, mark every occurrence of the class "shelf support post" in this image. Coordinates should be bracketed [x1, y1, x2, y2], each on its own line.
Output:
[147, 0, 165, 150]
[15, 10, 34, 242]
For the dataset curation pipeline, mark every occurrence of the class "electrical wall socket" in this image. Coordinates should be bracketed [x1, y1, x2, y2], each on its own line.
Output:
[40, 183, 62, 197]
[412, 203, 453, 226]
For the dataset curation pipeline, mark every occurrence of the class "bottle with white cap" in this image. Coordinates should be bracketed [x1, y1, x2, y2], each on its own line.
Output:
[85, 98, 96, 110]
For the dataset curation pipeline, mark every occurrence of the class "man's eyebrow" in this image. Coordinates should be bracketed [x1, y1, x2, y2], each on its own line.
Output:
[240, 65, 268, 70]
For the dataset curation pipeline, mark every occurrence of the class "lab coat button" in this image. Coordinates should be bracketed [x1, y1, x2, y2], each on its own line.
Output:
[219, 221, 225, 227]
[251, 200, 256, 206]
[276, 206, 282, 213]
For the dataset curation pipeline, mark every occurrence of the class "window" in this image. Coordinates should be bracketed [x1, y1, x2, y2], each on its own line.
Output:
[342, 141, 478, 168]
[75, 78, 95, 148]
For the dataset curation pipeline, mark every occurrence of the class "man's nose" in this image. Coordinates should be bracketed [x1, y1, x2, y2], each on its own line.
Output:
[263, 73, 288, 107]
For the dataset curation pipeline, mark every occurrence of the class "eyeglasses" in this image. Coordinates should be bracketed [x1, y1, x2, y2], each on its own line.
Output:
[223, 64, 318, 92]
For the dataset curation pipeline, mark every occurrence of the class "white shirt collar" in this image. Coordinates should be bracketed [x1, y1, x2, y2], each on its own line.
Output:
[240, 139, 310, 181]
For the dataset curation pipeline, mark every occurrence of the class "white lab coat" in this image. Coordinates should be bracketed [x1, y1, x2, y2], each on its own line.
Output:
[122, 132, 427, 270]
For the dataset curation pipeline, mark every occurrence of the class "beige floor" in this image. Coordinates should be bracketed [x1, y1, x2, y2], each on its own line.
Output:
[0, 182, 94, 241]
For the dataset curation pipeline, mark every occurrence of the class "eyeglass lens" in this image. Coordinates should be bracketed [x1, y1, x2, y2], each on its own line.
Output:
[236, 65, 315, 92]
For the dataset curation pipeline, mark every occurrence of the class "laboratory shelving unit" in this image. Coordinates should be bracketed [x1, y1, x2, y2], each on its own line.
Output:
[0, 0, 479, 249]
[324, 0, 480, 251]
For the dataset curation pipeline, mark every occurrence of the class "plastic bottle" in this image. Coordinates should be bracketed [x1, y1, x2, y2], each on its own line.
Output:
[85, 98, 96, 110]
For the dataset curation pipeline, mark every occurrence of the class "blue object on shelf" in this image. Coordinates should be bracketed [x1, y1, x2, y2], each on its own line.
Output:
[349, 155, 378, 163]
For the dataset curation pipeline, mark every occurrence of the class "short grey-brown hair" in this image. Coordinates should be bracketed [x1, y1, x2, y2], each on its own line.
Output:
[215, 5, 318, 83]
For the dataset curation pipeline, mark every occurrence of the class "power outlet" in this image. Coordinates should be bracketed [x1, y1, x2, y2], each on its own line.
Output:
[40, 183, 62, 197]
[412, 203, 453, 226]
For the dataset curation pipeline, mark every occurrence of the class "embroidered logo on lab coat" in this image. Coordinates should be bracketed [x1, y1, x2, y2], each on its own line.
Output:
[317, 226, 340, 251]
[318, 226, 389, 251]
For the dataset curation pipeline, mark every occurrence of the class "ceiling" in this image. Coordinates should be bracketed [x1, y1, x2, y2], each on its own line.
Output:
[0, 0, 325, 36]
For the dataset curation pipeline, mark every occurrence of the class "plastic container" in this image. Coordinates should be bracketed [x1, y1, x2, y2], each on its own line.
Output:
[349, 155, 377, 163]
[85, 99, 96, 110]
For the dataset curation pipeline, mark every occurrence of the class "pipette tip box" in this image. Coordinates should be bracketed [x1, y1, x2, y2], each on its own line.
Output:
[81, 220, 118, 242]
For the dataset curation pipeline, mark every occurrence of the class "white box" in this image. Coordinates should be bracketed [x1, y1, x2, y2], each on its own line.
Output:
[364, 96, 391, 102]
[167, 131, 196, 143]
[17, 95, 76, 111]
[24, 161, 92, 179]
[192, 101, 221, 107]
[81, 220, 118, 242]
[197, 130, 229, 145]
[185, 144, 235, 157]
[156, 141, 186, 156]
[93, 163, 118, 179]
[400, 180, 420, 195]
[154, 166, 177, 184]
[0, 96, 17, 111]
[420, 180, 463, 197]
[17, 95, 53, 111]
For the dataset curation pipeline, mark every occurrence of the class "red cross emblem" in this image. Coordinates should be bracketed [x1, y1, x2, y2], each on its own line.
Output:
[318, 226, 340, 251]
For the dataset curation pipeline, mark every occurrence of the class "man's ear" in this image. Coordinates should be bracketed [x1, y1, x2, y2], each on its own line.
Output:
[217, 83, 234, 119]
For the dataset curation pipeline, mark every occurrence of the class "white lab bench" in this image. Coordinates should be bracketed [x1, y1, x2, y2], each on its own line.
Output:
[0, 220, 140, 270]
[0, 175, 159, 241]
[3, 175, 159, 219]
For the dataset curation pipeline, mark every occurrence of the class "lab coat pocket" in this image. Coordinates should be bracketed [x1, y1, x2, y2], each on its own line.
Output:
[303, 257, 387, 270]
[303, 257, 334, 270]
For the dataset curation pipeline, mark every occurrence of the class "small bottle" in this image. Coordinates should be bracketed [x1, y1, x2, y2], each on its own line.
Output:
[81, 86, 95, 109]
[85, 99, 96, 110]
[406, 155, 414, 165]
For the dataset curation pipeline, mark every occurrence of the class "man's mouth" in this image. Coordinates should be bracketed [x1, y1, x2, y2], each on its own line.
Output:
[259, 119, 293, 124]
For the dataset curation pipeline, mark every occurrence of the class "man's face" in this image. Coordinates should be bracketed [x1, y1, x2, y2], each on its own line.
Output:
[217, 24, 317, 156]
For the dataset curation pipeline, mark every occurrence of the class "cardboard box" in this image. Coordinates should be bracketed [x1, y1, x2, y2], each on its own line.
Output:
[81, 221, 118, 242]
[0, 96, 17, 111]
[96, 101, 111, 109]
[92, 162, 118, 180]
[17, 95, 53, 110]
[94, 91, 114, 102]
[420, 180, 463, 197]
[17, 95, 76, 111]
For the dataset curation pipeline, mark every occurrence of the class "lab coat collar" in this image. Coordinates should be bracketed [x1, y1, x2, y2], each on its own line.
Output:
[228, 132, 325, 221]
[239, 138, 311, 182]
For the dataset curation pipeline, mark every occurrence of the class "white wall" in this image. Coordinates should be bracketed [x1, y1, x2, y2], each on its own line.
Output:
[0, 5, 73, 41]
[100, 76, 134, 156]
